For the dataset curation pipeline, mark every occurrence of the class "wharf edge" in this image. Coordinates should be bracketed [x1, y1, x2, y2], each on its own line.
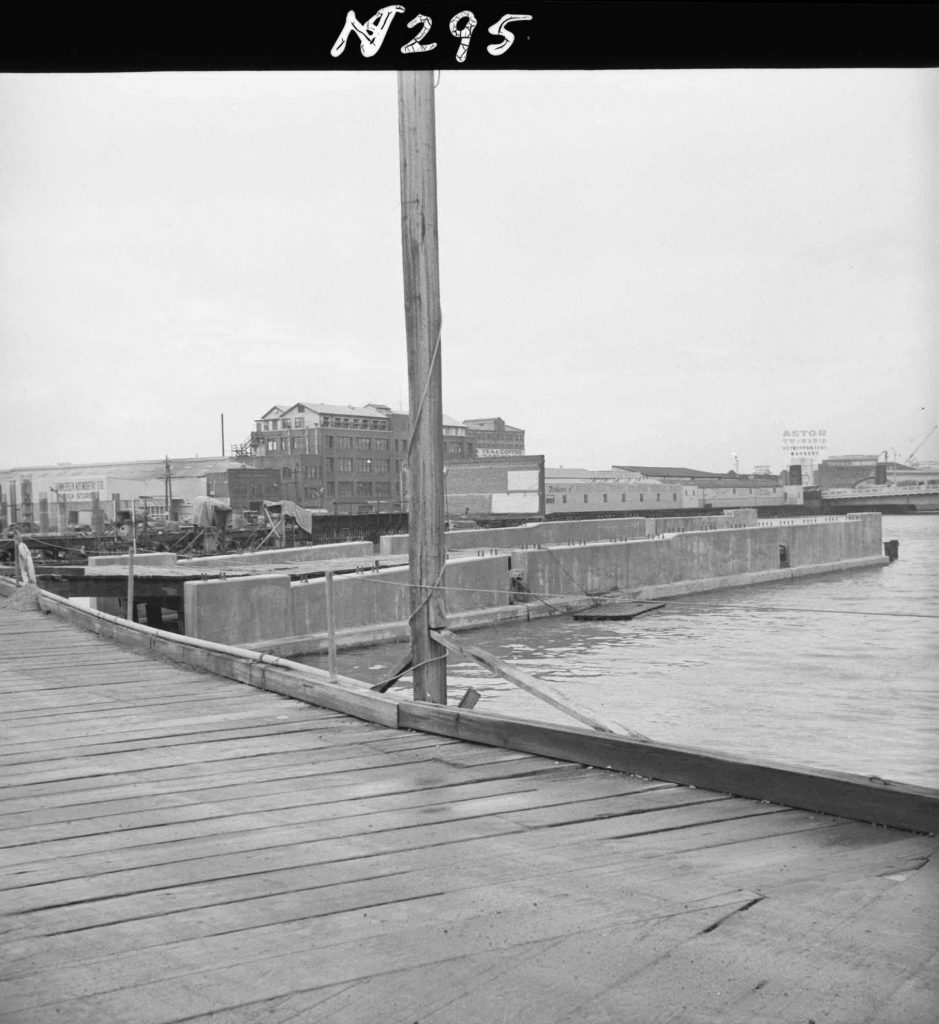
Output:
[5, 578, 937, 836]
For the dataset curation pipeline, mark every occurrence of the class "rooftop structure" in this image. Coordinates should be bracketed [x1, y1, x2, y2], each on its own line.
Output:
[613, 464, 726, 479]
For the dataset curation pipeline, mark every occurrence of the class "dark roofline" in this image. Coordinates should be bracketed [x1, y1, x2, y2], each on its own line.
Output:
[612, 465, 726, 478]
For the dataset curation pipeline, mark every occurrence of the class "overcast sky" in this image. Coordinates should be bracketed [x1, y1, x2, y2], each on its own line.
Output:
[1, 68, 936, 473]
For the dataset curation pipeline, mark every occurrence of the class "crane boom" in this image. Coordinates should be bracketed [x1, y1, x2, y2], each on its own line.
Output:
[907, 424, 938, 464]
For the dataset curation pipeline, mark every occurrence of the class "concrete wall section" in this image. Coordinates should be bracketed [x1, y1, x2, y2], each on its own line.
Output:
[288, 555, 511, 640]
[644, 509, 757, 537]
[540, 518, 647, 545]
[379, 517, 648, 556]
[181, 556, 514, 647]
[184, 574, 292, 646]
[87, 552, 179, 568]
[183, 541, 373, 568]
[512, 516, 884, 599]
[289, 568, 410, 640]
[182, 516, 884, 647]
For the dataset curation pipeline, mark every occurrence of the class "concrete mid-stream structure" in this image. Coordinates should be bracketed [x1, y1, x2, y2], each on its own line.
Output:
[162, 512, 887, 654]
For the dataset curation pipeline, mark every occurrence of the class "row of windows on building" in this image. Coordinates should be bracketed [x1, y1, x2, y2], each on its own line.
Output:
[233, 479, 397, 501]
[264, 435, 404, 454]
[268, 463, 400, 481]
[327, 458, 392, 474]
[304, 481, 394, 500]
[258, 416, 390, 432]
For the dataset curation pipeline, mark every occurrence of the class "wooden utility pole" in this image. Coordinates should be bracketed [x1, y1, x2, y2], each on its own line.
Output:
[397, 70, 447, 704]
[164, 456, 174, 521]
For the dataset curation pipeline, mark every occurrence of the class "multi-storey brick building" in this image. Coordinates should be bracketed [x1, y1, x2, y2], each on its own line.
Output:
[462, 417, 525, 457]
[236, 402, 475, 514]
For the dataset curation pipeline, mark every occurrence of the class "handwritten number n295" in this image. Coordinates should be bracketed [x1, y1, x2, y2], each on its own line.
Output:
[331, 7, 531, 62]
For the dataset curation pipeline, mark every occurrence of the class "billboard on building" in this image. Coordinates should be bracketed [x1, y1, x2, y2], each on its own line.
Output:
[781, 430, 828, 459]
[54, 478, 107, 501]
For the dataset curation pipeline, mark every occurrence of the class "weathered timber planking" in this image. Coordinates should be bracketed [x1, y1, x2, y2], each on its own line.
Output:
[674, 824, 939, 896]
[7, 809, 918, 951]
[0, 772, 614, 940]
[4, 591, 938, 1021]
[37, 591, 401, 728]
[0, 775, 694, 877]
[0, 864, 772, 1019]
[0, 883, 843, 1024]
[0, 743, 546, 816]
[600, 861, 939, 1024]
[0, 769, 597, 850]
[400, 703, 939, 834]
[0, 772, 670, 862]
[0, 713, 411, 774]
[0, 791, 779, 907]
[0, 729, 399, 789]
[0, 862, 764, 998]
[0, 742, 449, 803]
[0, 811, 530, 915]
[0, 718, 345, 766]
[0, 706, 324, 753]
[0, 756, 570, 837]
[0, 710, 385, 763]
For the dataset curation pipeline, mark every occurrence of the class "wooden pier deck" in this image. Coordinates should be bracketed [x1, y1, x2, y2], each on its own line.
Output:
[1, 600, 937, 1023]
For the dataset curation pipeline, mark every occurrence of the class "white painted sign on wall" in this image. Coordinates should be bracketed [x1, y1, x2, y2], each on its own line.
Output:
[492, 492, 540, 514]
[506, 470, 540, 492]
[781, 429, 828, 458]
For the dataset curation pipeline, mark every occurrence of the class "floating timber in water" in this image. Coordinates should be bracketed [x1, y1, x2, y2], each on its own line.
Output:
[573, 600, 665, 621]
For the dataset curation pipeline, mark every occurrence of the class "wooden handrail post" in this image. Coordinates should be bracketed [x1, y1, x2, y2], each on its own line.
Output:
[126, 503, 136, 622]
[325, 570, 338, 683]
[398, 70, 447, 705]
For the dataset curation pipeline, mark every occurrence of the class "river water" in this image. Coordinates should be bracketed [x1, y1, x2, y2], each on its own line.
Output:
[300, 515, 939, 789]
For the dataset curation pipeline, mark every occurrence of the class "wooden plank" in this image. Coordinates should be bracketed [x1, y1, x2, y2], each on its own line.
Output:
[431, 628, 649, 739]
[399, 702, 939, 834]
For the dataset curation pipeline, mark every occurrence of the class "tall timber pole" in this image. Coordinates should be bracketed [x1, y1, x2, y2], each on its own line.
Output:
[398, 70, 447, 705]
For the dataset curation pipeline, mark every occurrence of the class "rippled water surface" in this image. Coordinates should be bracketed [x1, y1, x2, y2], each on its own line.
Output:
[301, 515, 939, 787]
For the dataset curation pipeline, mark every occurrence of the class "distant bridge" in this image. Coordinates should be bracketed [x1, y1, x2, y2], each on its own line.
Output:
[821, 484, 939, 513]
